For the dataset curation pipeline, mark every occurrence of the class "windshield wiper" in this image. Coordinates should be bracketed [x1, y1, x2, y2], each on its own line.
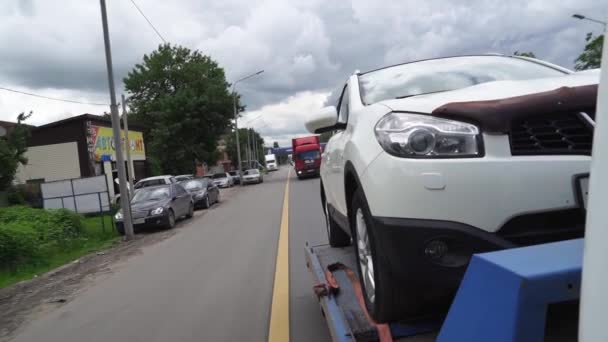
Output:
[395, 90, 450, 99]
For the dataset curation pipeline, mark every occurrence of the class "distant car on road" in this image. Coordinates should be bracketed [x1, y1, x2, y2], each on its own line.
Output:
[180, 178, 220, 209]
[211, 172, 234, 188]
[174, 174, 194, 182]
[134, 175, 176, 189]
[242, 169, 263, 185]
[114, 183, 193, 234]
[228, 171, 241, 185]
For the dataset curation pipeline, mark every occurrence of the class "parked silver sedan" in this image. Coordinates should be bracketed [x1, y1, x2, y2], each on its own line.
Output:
[242, 169, 263, 185]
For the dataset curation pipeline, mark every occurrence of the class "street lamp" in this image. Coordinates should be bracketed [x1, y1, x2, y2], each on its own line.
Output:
[572, 14, 607, 30]
[232, 70, 264, 185]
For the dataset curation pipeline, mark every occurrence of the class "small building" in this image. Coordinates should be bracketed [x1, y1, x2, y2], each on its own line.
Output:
[16, 114, 149, 198]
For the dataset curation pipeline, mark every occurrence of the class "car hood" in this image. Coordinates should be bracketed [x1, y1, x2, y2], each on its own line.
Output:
[377, 71, 600, 133]
[131, 199, 170, 211]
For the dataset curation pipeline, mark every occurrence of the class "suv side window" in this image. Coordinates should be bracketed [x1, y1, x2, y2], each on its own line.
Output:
[337, 85, 349, 124]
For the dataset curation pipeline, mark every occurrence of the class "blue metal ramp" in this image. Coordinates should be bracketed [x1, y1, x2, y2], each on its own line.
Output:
[438, 238, 583, 342]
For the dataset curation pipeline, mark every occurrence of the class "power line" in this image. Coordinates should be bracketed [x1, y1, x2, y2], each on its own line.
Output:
[0, 86, 109, 106]
[129, 0, 167, 43]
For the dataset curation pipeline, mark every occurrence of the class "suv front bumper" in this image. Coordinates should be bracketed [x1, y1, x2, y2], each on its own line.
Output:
[360, 145, 590, 233]
[369, 214, 584, 318]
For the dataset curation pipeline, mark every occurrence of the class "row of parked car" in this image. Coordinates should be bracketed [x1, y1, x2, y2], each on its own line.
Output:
[114, 169, 265, 235]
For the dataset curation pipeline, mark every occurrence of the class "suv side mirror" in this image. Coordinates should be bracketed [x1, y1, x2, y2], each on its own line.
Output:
[305, 106, 338, 134]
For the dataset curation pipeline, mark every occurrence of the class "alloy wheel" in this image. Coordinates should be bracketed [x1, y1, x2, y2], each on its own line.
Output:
[356, 208, 375, 304]
[169, 211, 175, 227]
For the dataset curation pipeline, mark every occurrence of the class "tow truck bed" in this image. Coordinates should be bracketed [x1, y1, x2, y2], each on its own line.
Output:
[305, 244, 440, 342]
[306, 241, 581, 342]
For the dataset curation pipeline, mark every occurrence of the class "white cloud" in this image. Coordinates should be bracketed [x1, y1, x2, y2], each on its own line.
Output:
[241, 91, 330, 146]
[0, 0, 605, 141]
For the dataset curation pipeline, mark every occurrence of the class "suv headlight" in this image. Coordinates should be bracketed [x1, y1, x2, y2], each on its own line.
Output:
[114, 211, 123, 220]
[375, 113, 480, 157]
[150, 207, 164, 215]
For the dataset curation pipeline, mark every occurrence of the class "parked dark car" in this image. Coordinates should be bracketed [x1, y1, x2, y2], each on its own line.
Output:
[228, 171, 241, 185]
[180, 178, 220, 209]
[114, 184, 193, 235]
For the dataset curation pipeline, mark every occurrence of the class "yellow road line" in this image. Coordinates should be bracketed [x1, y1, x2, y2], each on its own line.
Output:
[268, 169, 291, 342]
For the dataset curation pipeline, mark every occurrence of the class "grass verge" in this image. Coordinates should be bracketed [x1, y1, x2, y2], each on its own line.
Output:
[0, 215, 119, 289]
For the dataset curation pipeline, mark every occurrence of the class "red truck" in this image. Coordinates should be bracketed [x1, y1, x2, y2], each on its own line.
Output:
[292, 136, 322, 179]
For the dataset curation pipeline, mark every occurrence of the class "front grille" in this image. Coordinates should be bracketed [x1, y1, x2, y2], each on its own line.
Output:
[510, 112, 593, 155]
[132, 210, 148, 219]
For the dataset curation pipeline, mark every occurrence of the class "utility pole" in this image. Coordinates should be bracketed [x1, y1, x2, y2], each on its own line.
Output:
[253, 128, 259, 166]
[247, 127, 252, 168]
[121, 94, 135, 196]
[232, 70, 264, 184]
[253, 129, 258, 166]
[100, 0, 134, 240]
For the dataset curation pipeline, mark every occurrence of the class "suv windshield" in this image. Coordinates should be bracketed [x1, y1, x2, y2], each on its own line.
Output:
[212, 173, 227, 179]
[132, 186, 170, 202]
[358, 56, 567, 105]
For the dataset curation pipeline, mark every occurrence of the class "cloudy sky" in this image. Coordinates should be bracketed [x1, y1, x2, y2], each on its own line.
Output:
[0, 0, 605, 146]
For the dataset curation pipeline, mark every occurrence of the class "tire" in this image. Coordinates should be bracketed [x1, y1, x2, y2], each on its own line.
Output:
[186, 203, 194, 218]
[166, 210, 176, 229]
[351, 188, 397, 323]
[203, 195, 210, 209]
[324, 200, 350, 247]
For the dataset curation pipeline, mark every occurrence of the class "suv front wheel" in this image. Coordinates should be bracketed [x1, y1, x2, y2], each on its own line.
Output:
[351, 188, 398, 323]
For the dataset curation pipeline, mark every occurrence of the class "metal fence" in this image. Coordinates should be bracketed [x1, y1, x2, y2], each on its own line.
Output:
[41, 175, 113, 230]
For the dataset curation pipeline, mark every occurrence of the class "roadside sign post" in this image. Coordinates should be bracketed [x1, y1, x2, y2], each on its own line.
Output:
[99, 0, 134, 240]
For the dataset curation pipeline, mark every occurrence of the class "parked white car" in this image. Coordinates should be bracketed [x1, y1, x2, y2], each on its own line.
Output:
[306, 55, 599, 322]
[211, 172, 234, 188]
[134, 175, 176, 189]
[242, 169, 264, 184]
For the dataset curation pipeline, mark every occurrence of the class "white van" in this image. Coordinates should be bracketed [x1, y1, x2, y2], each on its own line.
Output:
[265, 154, 278, 171]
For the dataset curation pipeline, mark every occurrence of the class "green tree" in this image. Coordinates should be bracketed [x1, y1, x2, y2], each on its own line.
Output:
[575, 33, 604, 71]
[514, 51, 536, 58]
[225, 128, 265, 169]
[273, 141, 279, 148]
[123, 44, 241, 175]
[0, 112, 32, 191]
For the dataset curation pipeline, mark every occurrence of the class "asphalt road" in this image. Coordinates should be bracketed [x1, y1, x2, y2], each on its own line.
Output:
[10, 167, 332, 342]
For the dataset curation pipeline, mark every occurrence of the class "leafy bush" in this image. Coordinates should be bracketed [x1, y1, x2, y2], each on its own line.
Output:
[0, 224, 40, 269]
[0, 206, 84, 271]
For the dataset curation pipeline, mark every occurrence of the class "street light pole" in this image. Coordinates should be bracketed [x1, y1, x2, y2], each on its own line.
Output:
[232, 70, 264, 183]
[99, 0, 134, 240]
[573, 14, 607, 30]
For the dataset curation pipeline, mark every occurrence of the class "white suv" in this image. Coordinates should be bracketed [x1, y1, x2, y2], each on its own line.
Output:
[306, 55, 599, 322]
